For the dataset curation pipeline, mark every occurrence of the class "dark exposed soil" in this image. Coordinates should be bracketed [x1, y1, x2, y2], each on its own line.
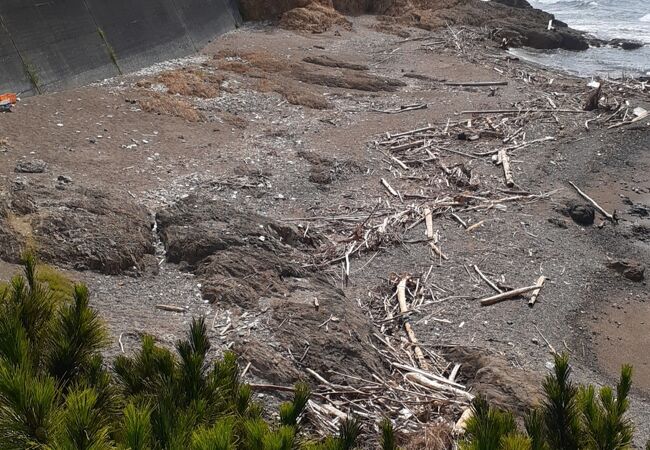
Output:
[1, 180, 155, 275]
[156, 192, 387, 384]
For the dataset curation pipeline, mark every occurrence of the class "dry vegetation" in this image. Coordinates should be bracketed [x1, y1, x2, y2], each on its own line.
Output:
[402, 423, 455, 450]
[137, 92, 203, 122]
[155, 68, 224, 98]
[215, 48, 403, 109]
[279, 1, 352, 33]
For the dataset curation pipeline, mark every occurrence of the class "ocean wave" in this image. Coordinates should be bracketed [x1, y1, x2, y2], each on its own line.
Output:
[533, 0, 597, 6]
[640, 13, 650, 22]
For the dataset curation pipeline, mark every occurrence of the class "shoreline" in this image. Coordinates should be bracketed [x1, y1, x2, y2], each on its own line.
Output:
[1, 15, 649, 446]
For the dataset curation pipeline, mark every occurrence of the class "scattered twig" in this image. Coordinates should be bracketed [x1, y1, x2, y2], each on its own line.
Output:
[568, 181, 616, 222]
[528, 276, 546, 307]
[155, 304, 187, 313]
[473, 265, 502, 294]
[479, 283, 542, 306]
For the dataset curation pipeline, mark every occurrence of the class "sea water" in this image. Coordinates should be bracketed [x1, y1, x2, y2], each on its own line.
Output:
[511, 0, 650, 77]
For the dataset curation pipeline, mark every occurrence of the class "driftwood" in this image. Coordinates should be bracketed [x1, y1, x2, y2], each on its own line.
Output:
[155, 304, 187, 313]
[404, 372, 474, 400]
[568, 181, 616, 222]
[528, 276, 546, 307]
[445, 81, 507, 87]
[381, 178, 399, 197]
[393, 362, 465, 389]
[479, 283, 542, 306]
[373, 104, 427, 114]
[424, 207, 434, 239]
[498, 149, 514, 187]
[461, 108, 589, 115]
[454, 407, 474, 434]
[397, 277, 430, 370]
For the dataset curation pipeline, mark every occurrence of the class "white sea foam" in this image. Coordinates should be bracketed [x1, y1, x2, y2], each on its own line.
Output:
[640, 13, 650, 22]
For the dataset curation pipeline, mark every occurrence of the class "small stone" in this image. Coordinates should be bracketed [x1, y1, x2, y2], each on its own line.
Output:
[12, 177, 28, 191]
[57, 175, 72, 184]
[567, 202, 595, 226]
[15, 159, 47, 174]
[531, 337, 540, 345]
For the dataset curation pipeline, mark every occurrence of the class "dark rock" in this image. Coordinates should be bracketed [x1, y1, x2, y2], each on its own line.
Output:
[607, 260, 645, 282]
[567, 203, 595, 226]
[57, 175, 73, 184]
[525, 29, 589, 51]
[610, 39, 644, 50]
[15, 159, 47, 174]
[492, 0, 532, 8]
[629, 204, 649, 218]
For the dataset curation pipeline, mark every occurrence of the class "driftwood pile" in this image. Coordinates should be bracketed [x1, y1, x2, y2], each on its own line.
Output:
[273, 26, 648, 440]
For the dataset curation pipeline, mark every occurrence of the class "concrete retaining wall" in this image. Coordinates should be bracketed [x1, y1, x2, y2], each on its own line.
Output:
[0, 0, 240, 95]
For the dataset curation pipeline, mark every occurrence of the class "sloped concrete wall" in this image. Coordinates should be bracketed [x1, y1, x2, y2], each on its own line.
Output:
[0, 0, 240, 95]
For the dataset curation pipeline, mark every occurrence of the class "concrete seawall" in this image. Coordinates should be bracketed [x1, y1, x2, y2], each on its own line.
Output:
[0, 0, 241, 95]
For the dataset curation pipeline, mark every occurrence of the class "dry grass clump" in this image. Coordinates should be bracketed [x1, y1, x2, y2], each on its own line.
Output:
[155, 69, 223, 98]
[293, 66, 406, 92]
[402, 422, 454, 450]
[137, 92, 203, 122]
[280, 2, 352, 33]
[255, 78, 331, 109]
[275, 82, 332, 109]
[214, 51, 290, 77]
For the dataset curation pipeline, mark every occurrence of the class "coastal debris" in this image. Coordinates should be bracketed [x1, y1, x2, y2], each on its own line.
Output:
[155, 304, 188, 313]
[461, 108, 588, 115]
[444, 81, 508, 87]
[381, 177, 399, 197]
[373, 103, 428, 114]
[568, 181, 616, 222]
[396, 276, 429, 370]
[479, 282, 545, 306]
[474, 265, 503, 294]
[528, 276, 546, 307]
[498, 148, 514, 187]
[0, 93, 17, 112]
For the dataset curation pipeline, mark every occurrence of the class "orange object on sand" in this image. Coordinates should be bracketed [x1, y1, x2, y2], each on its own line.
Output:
[0, 93, 17, 104]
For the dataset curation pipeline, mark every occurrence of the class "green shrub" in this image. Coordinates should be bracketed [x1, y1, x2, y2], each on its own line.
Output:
[460, 354, 636, 450]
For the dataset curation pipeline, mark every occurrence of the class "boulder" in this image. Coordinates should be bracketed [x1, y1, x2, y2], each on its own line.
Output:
[610, 39, 644, 50]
